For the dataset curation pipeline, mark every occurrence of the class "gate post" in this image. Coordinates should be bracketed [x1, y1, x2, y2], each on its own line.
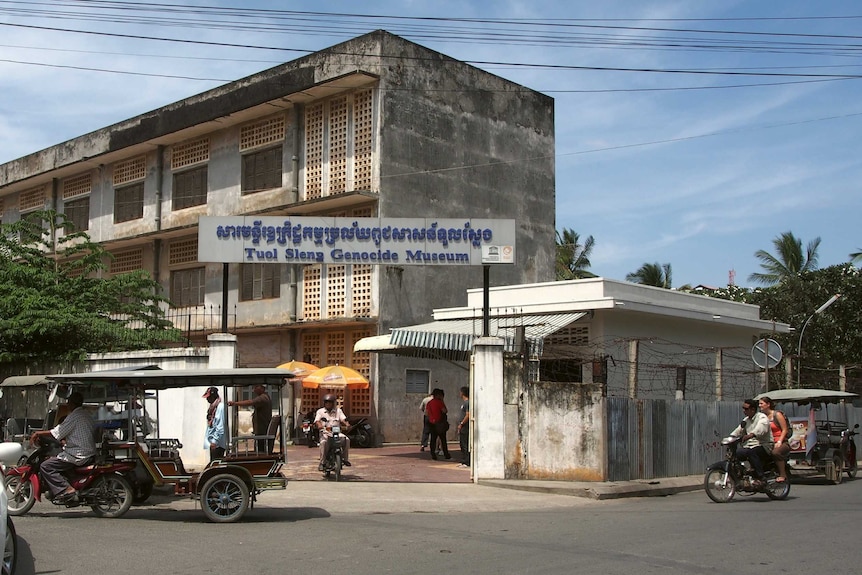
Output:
[473, 336, 505, 480]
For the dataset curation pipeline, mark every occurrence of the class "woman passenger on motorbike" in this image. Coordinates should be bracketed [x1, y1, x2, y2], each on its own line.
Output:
[729, 399, 773, 488]
[759, 396, 791, 482]
[314, 395, 350, 471]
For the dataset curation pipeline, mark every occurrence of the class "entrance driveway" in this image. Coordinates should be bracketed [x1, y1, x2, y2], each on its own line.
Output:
[284, 442, 471, 483]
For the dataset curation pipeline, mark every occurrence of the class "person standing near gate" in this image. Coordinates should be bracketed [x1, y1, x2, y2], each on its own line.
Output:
[228, 384, 273, 453]
[425, 388, 451, 461]
[456, 386, 470, 468]
[203, 386, 226, 461]
[419, 391, 433, 452]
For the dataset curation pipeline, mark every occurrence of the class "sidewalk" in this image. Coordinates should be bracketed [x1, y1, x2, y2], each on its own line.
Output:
[283, 443, 703, 500]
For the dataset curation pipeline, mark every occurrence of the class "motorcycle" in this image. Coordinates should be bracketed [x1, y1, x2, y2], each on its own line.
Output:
[4, 435, 137, 518]
[704, 433, 791, 503]
[320, 419, 345, 481]
[346, 417, 375, 448]
[301, 409, 320, 448]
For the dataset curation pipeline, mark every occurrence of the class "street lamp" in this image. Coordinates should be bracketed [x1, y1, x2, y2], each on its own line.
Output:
[796, 294, 841, 386]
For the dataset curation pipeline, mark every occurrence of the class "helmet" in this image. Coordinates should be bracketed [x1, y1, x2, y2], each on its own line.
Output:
[323, 394, 337, 403]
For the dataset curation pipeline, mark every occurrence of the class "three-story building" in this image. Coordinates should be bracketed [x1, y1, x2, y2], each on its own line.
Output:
[0, 30, 556, 442]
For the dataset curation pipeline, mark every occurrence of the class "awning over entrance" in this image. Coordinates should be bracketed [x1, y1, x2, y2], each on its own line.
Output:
[353, 312, 588, 358]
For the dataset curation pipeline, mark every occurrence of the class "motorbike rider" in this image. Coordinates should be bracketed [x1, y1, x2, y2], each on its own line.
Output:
[29, 391, 96, 502]
[314, 394, 351, 471]
[729, 399, 774, 487]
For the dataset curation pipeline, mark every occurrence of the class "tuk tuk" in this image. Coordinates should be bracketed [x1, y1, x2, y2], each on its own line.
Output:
[0, 375, 59, 464]
[755, 388, 859, 484]
[10, 367, 294, 523]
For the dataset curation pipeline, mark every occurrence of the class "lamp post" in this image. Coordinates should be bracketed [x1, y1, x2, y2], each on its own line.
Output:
[796, 294, 841, 386]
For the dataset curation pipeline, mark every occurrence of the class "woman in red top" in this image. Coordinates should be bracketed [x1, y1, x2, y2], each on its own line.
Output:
[425, 389, 451, 461]
[759, 396, 791, 482]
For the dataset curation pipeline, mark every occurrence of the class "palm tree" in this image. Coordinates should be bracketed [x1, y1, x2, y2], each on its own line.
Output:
[748, 231, 820, 285]
[555, 228, 596, 280]
[626, 262, 672, 288]
[850, 249, 862, 264]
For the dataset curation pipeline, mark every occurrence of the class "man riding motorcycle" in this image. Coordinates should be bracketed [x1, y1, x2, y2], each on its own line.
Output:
[29, 391, 96, 503]
[314, 394, 351, 471]
[729, 399, 774, 488]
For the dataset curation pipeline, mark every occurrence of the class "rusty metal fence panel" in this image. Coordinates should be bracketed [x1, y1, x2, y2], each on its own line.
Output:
[607, 398, 749, 481]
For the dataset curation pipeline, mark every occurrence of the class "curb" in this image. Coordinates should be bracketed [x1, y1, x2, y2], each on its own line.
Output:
[478, 476, 703, 500]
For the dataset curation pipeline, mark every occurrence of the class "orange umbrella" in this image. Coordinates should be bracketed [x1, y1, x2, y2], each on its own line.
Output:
[276, 360, 320, 379]
[302, 365, 370, 389]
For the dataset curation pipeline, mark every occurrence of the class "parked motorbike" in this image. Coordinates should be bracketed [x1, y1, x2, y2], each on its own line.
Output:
[4, 435, 137, 518]
[704, 432, 790, 503]
[346, 417, 375, 448]
[320, 419, 345, 481]
[302, 409, 320, 448]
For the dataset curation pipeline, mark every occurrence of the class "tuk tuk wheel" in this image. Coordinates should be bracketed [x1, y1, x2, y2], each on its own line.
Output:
[201, 473, 249, 523]
[132, 480, 154, 504]
[845, 444, 857, 479]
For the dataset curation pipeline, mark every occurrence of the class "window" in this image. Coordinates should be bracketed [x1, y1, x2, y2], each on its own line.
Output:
[115, 182, 144, 223]
[172, 166, 207, 210]
[19, 211, 44, 245]
[540, 359, 583, 383]
[241, 145, 282, 194]
[64, 197, 90, 232]
[240, 263, 280, 301]
[170, 267, 205, 307]
[406, 369, 430, 394]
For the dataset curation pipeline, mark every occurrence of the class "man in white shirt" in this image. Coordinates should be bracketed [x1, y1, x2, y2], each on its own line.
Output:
[730, 399, 774, 485]
[314, 394, 351, 471]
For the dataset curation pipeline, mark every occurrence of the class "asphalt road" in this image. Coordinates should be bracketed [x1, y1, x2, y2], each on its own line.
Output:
[11, 475, 861, 575]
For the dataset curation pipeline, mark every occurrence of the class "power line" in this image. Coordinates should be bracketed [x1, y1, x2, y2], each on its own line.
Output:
[3, 22, 862, 80]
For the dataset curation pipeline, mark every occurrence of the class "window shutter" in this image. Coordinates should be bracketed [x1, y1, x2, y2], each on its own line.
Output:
[241, 265, 254, 301]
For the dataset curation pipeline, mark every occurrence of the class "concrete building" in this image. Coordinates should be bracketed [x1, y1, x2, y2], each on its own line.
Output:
[0, 30, 556, 441]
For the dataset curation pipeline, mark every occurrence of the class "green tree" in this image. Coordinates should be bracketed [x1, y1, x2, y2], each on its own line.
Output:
[555, 228, 596, 280]
[626, 262, 672, 288]
[850, 249, 862, 263]
[749, 231, 820, 286]
[0, 210, 180, 365]
[707, 265, 862, 390]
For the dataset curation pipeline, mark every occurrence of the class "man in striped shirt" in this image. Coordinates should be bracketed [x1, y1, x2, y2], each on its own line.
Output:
[30, 391, 96, 502]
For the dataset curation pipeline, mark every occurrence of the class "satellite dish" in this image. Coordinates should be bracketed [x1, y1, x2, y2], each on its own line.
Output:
[752, 338, 782, 369]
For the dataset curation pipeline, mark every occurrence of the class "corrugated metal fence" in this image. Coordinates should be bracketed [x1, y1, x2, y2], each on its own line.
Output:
[606, 397, 862, 481]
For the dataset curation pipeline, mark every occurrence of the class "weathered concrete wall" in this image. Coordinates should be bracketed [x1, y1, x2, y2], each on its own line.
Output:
[522, 382, 605, 481]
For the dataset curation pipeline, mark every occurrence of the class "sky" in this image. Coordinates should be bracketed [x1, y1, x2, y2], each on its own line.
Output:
[1, 0, 860, 289]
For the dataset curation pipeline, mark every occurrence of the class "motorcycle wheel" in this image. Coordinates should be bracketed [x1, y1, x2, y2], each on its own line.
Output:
[352, 428, 372, 448]
[334, 453, 342, 482]
[90, 474, 134, 518]
[4, 476, 35, 516]
[200, 473, 249, 523]
[704, 469, 736, 503]
[2, 516, 16, 575]
[765, 477, 791, 500]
